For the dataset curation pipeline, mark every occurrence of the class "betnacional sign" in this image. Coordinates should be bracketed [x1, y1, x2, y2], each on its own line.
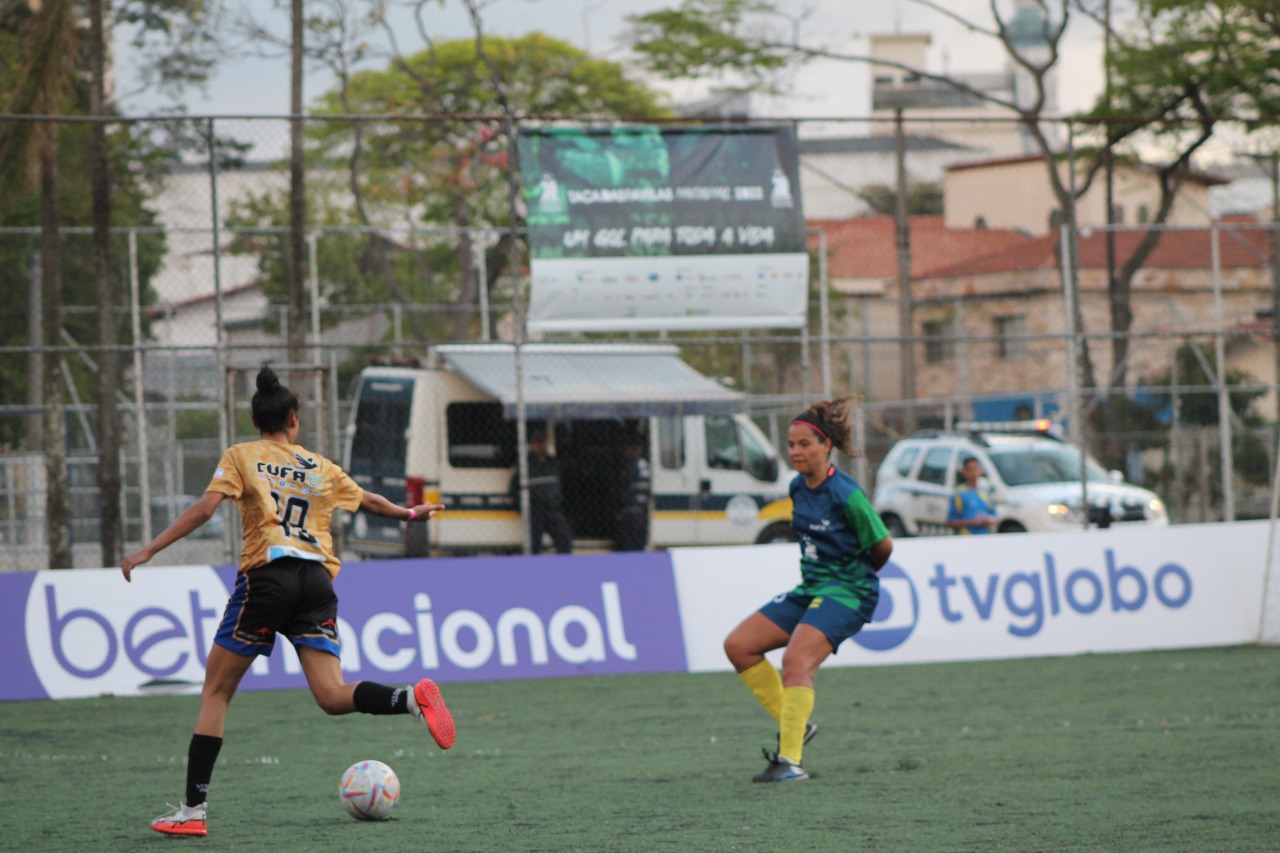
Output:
[5, 552, 687, 702]
[516, 125, 809, 333]
[0, 522, 1273, 702]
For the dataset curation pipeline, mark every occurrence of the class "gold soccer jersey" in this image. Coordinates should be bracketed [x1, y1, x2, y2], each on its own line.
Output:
[207, 440, 364, 577]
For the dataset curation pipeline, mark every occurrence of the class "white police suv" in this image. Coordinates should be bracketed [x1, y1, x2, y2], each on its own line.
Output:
[873, 420, 1168, 537]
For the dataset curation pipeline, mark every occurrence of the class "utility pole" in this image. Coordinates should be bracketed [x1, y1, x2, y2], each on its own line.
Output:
[1245, 151, 1280, 425]
[288, 0, 308, 373]
[1270, 153, 1280, 425]
[894, 109, 916, 434]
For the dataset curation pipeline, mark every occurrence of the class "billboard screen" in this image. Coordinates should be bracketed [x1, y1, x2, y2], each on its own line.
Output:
[517, 125, 809, 332]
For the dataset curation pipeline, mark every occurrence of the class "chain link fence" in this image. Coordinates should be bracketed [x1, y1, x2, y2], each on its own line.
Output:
[2, 113, 1278, 569]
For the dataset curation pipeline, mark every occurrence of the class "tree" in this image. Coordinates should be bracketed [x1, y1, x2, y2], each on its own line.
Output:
[859, 182, 944, 217]
[626, 0, 1280, 445]
[89, 0, 124, 565]
[2, 0, 219, 567]
[229, 32, 671, 348]
[1077, 0, 1280, 388]
[1, 0, 81, 570]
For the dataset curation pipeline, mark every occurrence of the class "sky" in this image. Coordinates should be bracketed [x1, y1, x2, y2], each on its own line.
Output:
[116, 0, 1107, 130]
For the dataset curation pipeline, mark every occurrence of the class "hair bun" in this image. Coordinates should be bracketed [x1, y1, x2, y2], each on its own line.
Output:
[256, 364, 280, 394]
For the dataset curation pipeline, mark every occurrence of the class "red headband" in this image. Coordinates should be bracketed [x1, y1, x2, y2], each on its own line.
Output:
[791, 417, 831, 443]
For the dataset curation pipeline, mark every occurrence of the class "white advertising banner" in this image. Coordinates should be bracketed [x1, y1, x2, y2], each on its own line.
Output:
[670, 522, 1268, 673]
[525, 253, 809, 332]
[517, 125, 810, 333]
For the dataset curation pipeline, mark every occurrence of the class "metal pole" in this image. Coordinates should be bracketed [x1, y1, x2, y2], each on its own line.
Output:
[26, 236, 42, 449]
[393, 304, 403, 359]
[502, 118, 532, 556]
[1060, 223, 1088, 530]
[954, 297, 968, 419]
[860, 295, 870, 484]
[894, 109, 916, 433]
[1170, 346, 1182, 521]
[1065, 124, 1089, 530]
[476, 234, 491, 342]
[1211, 224, 1235, 521]
[817, 226, 832, 400]
[308, 232, 323, 450]
[329, 349, 342, 462]
[207, 118, 233, 561]
[1269, 154, 1280, 426]
[128, 230, 152, 544]
[801, 325, 812, 407]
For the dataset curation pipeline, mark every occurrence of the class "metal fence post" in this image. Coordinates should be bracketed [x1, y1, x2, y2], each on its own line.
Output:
[1211, 224, 1235, 521]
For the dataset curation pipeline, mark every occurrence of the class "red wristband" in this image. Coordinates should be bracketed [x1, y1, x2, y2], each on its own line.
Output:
[407, 508, 416, 521]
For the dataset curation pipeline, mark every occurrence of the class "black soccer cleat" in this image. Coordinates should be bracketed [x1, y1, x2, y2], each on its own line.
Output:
[752, 749, 809, 783]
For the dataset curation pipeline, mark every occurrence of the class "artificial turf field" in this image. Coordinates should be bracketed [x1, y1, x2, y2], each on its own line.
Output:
[2, 646, 1278, 852]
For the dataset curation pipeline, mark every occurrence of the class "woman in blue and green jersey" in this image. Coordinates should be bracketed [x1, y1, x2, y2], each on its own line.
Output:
[724, 397, 893, 783]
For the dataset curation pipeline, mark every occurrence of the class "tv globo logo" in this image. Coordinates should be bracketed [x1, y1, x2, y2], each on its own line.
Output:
[853, 547, 1194, 652]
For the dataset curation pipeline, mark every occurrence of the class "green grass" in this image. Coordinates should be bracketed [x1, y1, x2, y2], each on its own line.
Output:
[2, 647, 1279, 852]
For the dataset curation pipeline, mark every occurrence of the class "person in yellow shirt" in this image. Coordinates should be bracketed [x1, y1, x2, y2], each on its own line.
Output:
[121, 364, 451, 838]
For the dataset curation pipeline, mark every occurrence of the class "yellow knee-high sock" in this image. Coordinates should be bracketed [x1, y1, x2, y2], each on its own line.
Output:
[738, 660, 784, 722]
[779, 685, 815, 763]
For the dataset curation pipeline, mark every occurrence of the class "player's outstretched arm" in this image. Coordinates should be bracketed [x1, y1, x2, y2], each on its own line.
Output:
[121, 491, 226, 582]
[359, 490, 444, 522]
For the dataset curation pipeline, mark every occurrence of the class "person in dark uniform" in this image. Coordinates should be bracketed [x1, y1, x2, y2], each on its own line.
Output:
[121, 364, 454, 838]
[615, 438, 652, 551]
[511, 429, 573, 554]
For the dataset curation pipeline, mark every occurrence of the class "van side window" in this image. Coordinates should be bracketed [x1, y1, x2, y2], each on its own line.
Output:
[657, 416, 684, 469]
[446, 402, 515, 468]
[705, 416, 741, 471]
[738, 423, 775, 482]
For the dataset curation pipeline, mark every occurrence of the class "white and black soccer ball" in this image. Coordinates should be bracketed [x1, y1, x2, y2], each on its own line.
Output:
[339, 759, 400, 821]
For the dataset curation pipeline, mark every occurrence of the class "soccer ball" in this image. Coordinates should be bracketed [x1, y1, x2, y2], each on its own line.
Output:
[339, 759, 400, 821]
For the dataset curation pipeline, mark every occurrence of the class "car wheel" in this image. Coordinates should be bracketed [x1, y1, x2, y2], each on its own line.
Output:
[882, 513, 908, 538]
[756, 522, 798, 545]
[998, 520, 1027, 533]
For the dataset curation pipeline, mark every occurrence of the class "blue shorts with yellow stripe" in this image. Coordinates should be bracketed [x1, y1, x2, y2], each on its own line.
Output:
[758, 584, 879, 652]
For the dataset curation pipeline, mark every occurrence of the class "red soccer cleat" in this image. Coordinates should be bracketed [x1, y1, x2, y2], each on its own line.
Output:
[410, 678, 456, 749]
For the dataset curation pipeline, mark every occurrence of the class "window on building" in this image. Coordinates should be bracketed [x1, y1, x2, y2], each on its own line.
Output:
[923, 320, 954, 364]
[995, 315, 1028, 360]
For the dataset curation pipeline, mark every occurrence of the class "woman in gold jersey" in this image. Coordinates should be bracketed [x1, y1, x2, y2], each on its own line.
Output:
[121, 365, 452, 838]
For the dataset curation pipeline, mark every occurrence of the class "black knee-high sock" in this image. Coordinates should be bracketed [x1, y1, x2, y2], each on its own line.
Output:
[353, 681, 410, 715]
[186, 734, 222, 807]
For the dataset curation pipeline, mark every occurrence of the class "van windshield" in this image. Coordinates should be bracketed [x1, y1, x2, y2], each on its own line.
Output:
[988, 444, 1110, 486]
[350, 377, 412, 476]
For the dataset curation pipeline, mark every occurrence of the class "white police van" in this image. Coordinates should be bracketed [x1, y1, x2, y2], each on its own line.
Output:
[873, 420, 1168, 536]
[343, 343, 795, 556]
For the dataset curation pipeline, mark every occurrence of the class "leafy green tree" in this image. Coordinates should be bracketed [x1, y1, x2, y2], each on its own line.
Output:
[1078, 0, 1280, 387]
[626, 0, 1280, 456]
[231, 33, 672, 348]
[1, 0, 218, 566]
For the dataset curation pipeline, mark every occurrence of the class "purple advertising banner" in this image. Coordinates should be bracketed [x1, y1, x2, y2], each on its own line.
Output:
[0, 572, 44, 701]
[3, 551, 688, 702]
